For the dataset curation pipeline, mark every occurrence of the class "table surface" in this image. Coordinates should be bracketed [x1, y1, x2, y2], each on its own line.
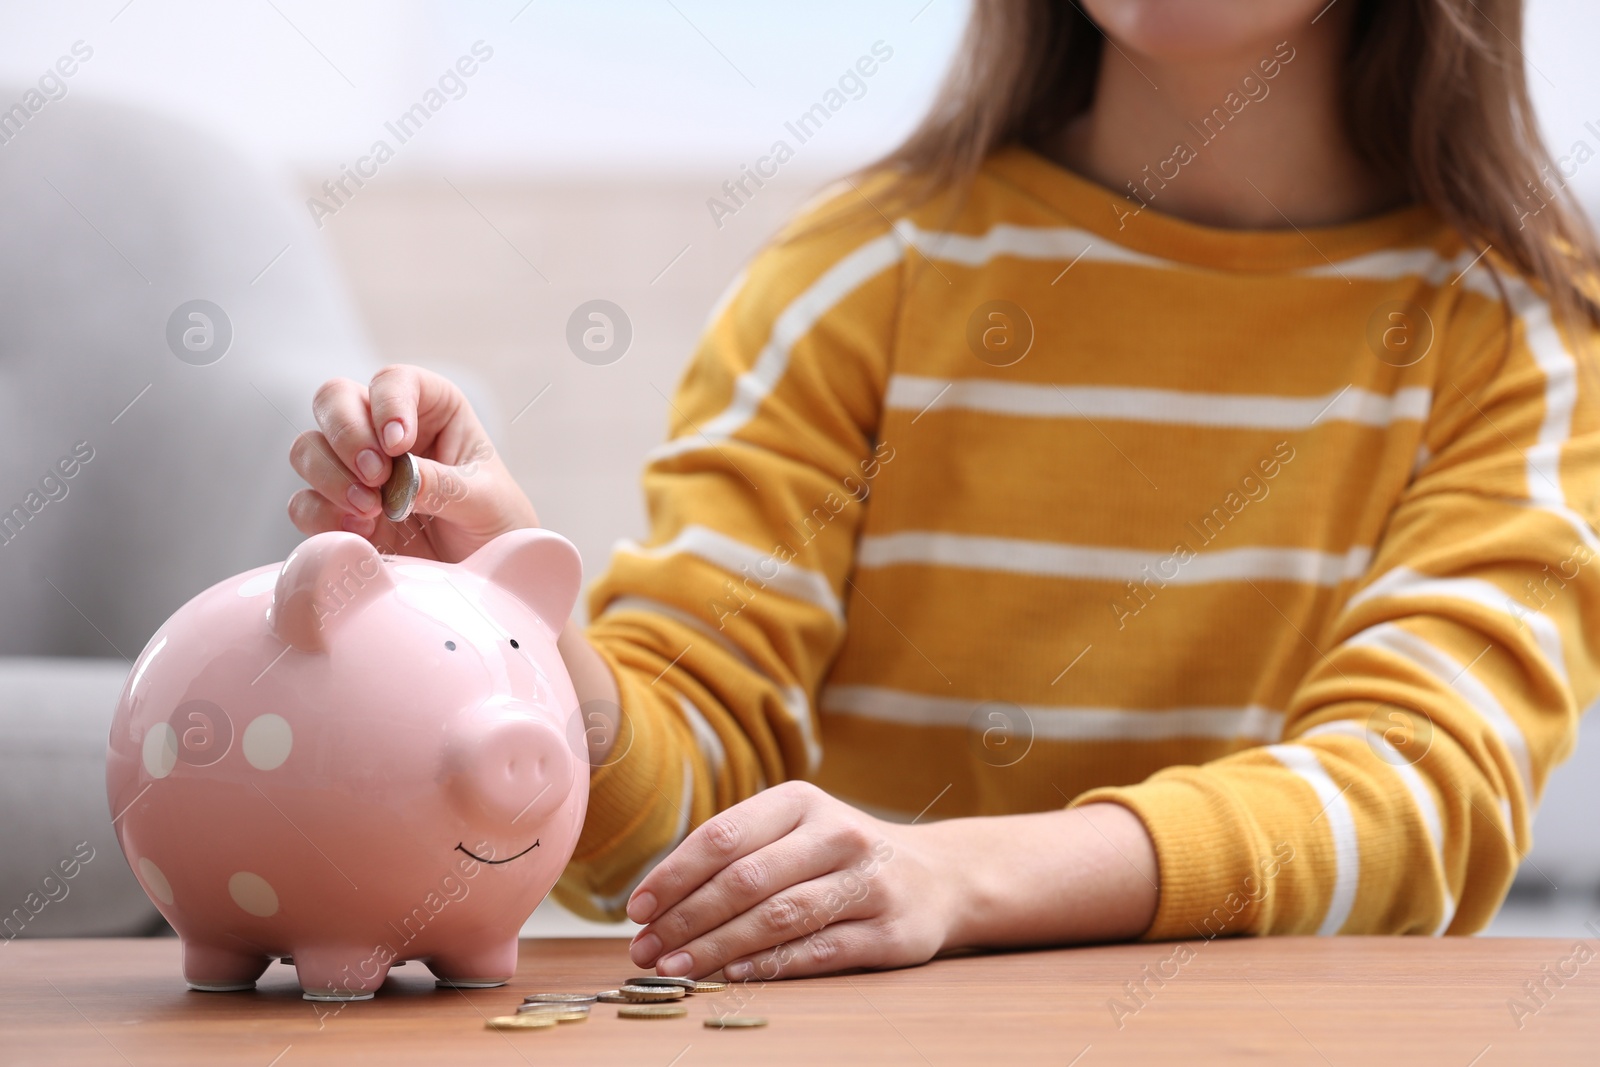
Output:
[2, 936, 1596, 1066]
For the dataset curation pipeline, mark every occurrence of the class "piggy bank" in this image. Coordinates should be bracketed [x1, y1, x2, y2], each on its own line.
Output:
[105, 529, 589, 1000]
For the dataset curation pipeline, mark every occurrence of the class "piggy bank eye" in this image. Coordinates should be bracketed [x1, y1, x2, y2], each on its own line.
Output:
[509, 638, 520, 649]
[444, 640, 457, 651]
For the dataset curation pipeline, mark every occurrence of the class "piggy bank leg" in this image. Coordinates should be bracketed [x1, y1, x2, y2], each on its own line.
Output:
[428, 938, 519, 988]
[293, 946, 391, 1001]
[183, 941, 270, 992]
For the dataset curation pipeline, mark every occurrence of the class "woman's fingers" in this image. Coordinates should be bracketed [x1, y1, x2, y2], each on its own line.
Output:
[367, 364, 476, 460]
[629, 827, 837, 969]
[627, 783, 815, 926]
[288, 431, 381, 518]
[287, 489, 372, 537]
[646, 869, 877, 979]
[309, 377, 388, 487]
[722, 918, 889, 983]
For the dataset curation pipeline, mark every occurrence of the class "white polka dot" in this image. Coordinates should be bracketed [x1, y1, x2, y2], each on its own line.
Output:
[236, 571, 278, 598]
[228, 871, 279, 917]
[242, 714, 293, 770]
[138, 857, 174, 906]
[396, 564, 447, 582]
[142, 723, 178, 779]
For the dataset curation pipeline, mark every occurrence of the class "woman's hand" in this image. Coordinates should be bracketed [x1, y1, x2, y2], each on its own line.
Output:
[287, 364, 538, 563]
[625, 781, 953, 981]
[625, 783, 1160, 982]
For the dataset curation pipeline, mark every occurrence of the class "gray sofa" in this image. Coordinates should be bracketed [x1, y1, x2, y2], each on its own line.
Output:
[0, 91, 376, 936]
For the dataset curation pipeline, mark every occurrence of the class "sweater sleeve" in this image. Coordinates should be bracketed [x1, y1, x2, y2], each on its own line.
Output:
[1074, 277, 1600, 938]
[552, 205, 903, 920]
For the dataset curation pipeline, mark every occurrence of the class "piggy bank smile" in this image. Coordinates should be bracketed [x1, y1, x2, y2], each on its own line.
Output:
[455, 840, 540, 865]
[106, 530, 590, 1001]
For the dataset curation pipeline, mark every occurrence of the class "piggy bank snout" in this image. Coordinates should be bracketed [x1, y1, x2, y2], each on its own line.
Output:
[446, 713, 574, 826]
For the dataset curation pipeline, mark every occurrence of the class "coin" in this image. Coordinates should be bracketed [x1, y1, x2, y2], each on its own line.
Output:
[627, 976, 697, 989]
[693, 979, 729, 993]
[382, 452, 420, 521]
[516, 1003, 589, 1022]
[705, 1015, 767, 1028]
[618, 1003, 688, 1019]
[595, 989, 633, 1004]
[485, 1014, 557, 1030]
[619, 984, 687, 1001]
[522, 992, 598, 1005]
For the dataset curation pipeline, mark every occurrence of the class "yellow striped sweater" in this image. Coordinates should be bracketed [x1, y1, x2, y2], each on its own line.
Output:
[553, 146, 1600, 941]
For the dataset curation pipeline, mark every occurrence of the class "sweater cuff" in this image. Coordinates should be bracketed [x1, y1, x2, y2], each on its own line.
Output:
[1071, 771, 1260, 942]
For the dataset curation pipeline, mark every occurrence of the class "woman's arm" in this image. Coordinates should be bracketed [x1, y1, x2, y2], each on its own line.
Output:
[626, 784, 1156, 980]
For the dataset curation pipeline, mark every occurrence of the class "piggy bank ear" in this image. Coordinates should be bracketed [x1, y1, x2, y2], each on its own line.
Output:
[270, 533, 393, 652]
[461, 529, 582, 631]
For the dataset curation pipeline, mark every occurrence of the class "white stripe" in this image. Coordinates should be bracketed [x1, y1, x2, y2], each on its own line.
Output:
[648, 233, 902, 462]
[1301, 246, 1472, 286]
[1512, 286, 1577, 511]
[896, 219, 1171, 272]
[895, 222, 1482, 285]
[1347, 622, 1533, 801]
[701, 265, 748, 333]
[1410, 441, 1432, 480]
[857, 531, 1370, 587]
[1302, 721, 1456, 935]
[615, 524, 842, 621]
[822, 684, 1284, 741]
[1348, 566, 1567, 685]
[674, 695, 726, 778]
[886, 375, 1431, 430]
[599, 594, 821, 771]
[1266, 743, 1360, 935]
[582, 754, 694, 915]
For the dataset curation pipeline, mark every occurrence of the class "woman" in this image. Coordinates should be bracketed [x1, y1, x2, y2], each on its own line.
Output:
[289, 0, 1600, 983]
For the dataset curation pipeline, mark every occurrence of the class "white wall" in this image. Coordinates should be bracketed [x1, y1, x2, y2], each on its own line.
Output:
[1, 1, 1596, 207]
[0, 0, 967, 179]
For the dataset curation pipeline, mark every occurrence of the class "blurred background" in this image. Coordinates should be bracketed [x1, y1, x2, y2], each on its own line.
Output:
[1, 0, 1597, 941]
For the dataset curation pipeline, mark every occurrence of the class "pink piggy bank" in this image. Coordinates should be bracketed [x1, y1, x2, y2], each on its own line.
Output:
[105, 529, 589, 1000]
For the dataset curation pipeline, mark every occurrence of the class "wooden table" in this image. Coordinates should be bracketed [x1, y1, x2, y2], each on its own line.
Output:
[3, 936, 1595, 1065]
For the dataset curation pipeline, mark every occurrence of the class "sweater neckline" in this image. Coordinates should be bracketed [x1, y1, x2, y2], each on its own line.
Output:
[983, 145, 1447, 273]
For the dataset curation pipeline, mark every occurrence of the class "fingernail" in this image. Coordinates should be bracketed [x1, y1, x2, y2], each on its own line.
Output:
[658, 952, 692, 976]
[627, 891, 657, 924]
[346, 484, 379, 513]
[631, 933, 660, 963]
[725, 961, 753, 981]
[340, 514, 368, 534]
[382, 420, 405, 451]
[355, 449, 384, 483]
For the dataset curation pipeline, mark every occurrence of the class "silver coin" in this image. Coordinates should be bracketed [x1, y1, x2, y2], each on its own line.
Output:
[619, 984, 687, 1001]
[627, 975, 697, 990]
[522, 992, 599, 1005]
[381, 452, 420, 522]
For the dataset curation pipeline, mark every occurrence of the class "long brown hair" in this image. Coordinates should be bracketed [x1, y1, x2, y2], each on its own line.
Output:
[868, 0, 1600, 334]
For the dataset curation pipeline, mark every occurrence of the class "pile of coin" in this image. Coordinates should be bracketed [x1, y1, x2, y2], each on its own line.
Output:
[482, 975, 767, 1032]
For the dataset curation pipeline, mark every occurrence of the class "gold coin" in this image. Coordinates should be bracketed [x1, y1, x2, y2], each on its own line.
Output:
[627, 975, 697, 989]
[516, 1004, 590, 1022]
[618, 1003, 689, 1019]
[693, 980, 729, 993]
[485, 1014, 557, 1030]
[595, 990, 633, 1004]
[619, 984, 686, 1002]
[705, 1015, 767, 1028]
[381, 452, 420, 521]
[522, 992, 598, 1005]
